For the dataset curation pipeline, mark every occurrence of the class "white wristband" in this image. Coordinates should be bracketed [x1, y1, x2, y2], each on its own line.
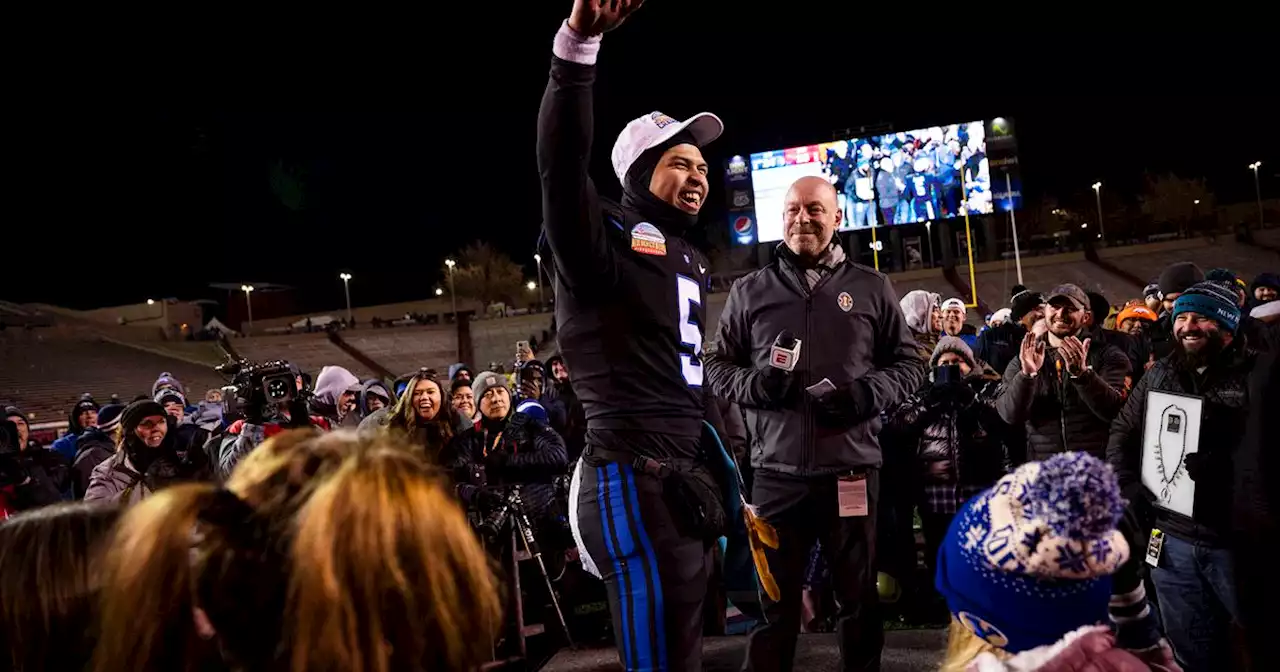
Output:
[553, 20, 602, 65]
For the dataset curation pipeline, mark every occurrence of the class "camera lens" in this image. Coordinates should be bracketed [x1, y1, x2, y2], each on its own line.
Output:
[266, 378, 290, 400]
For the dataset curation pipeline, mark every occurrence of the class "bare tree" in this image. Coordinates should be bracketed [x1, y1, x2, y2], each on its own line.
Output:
[1139, 173, 1216, 237]
[448, 242, 524, 308]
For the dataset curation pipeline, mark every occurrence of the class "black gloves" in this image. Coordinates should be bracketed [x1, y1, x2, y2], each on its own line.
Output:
[243, 390, 268, 425]
[474, 486, 505, 510]
[814, 381, 874, 427]
[286, 398, 312, 428]
[753, 367, 796, 407]
[1184, 452, 1207, 482]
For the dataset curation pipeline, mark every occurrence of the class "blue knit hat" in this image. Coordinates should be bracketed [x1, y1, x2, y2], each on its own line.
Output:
[935, 452, 1128, 653]
[1172, 281, 1241, 333]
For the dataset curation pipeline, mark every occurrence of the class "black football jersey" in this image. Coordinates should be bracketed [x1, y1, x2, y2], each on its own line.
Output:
[551, 206, 709, 439]
[538, 52, 710, 442]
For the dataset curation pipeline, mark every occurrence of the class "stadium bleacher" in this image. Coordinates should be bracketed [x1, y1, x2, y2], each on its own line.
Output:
[0, 333, 223, 424]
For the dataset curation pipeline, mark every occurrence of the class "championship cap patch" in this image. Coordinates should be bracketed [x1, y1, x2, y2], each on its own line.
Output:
[630, 222, 667, 256]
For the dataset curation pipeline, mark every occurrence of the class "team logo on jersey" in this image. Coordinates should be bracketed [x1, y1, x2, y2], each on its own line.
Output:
[837, 292, 854, 312]
[957, 611, 1009, 648]
[630, 222, 667, 256]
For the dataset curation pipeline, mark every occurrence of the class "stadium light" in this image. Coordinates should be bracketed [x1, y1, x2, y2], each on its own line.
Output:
[527, 281, 537, 291]
[147, 298, 155, 305]
[533, 254, 545, 308]
[240, 285, 255, 334]
[1249, 162, 1264, 228]
[1194, 199, 1201, 205]
[444, 259, 457, 317]
[435, 287, 443, 296]
[1091, 183, 1106, 243]
[1081, 222, 1089, 229]
[339, 273, 353, 324]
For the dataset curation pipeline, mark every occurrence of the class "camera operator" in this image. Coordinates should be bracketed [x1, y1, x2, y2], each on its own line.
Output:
[211, 361, 327, 481]
[705, 176, 924, 671]
[1, 412, 69, 514]
[448, 371, 568, 530]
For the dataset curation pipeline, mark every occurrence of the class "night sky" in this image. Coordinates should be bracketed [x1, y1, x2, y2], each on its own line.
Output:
[6, 13, 1274, 313]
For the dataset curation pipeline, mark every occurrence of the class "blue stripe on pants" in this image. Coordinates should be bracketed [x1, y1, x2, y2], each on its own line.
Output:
[602, 462, 663, 671]
[597, 466, 634, 669]
[619, 464, 668, 670]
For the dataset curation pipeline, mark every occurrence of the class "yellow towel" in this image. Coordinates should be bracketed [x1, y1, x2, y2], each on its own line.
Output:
[743, 502, 780, 601]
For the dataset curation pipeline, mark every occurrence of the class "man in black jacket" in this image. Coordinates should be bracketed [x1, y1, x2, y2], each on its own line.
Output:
[996, 284, 1129, 461]
[1106, 282, 1252, 670]
[707, 176, 924, 671]
[538, 1, 727, 669]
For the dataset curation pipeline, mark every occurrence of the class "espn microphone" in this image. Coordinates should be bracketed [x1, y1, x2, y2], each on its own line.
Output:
[769, 330, 802, 372]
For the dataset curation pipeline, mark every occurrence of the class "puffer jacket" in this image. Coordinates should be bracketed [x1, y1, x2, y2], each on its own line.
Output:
[996, 332, 1129, 462]
[888, 368, 1009, 498]
[1106, 342, 1255, 546]
[447, 412, 568, 524]
[83, 451, 153, 506]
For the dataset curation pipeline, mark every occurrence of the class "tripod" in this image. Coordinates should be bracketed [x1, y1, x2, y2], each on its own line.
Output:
[481, 488, 575, 669]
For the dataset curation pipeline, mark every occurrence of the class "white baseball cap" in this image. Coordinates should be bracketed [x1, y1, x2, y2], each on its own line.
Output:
[941, 298, 967, 313]
[611, 111, 724, 184]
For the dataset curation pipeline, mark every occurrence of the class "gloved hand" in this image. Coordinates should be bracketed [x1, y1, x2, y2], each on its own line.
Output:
[753, 367, 795, 407]
[814, 382, 873, 427]
[243, 390, 268, 425]
[474, 486, 505, 510]
[1183, 452, 1207, 482]
[287, 397, 312, 428]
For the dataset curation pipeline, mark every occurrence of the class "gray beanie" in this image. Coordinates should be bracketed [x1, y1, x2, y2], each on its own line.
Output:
[470, 370, 510, 405]
[930, 335, 977, 370]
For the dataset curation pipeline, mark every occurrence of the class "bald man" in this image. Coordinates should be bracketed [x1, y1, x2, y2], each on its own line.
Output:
[707, 175, 923, 671]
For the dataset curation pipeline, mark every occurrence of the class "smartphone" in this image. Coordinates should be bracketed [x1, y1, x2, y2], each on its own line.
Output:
[515, 340, 532, 361]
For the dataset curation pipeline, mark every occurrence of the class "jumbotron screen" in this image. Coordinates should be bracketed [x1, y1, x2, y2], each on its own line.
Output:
[726, 120, 996, 245]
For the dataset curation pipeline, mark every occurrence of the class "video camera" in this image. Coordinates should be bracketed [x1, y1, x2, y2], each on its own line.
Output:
[215, 359, 304, 406]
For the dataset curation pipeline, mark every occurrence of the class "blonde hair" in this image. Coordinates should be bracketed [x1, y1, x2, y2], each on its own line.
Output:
[93, 429, 502, 672]
[942, 617, 1010, 672]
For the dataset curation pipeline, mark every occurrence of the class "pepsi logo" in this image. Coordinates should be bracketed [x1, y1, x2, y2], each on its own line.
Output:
[733, 216, 753, 234]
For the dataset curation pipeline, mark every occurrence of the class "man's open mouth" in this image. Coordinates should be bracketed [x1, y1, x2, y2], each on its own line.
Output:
[679, 190, 702, 207]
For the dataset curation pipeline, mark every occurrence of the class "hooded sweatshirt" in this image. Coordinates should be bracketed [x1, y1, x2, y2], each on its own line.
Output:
[309, 366, 360, 426]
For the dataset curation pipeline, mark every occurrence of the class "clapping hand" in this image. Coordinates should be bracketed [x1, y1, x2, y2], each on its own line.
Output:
[1059, 336, 1091, 376]
[569, 0, 646, 37]
[1019, 332, 1046, 376]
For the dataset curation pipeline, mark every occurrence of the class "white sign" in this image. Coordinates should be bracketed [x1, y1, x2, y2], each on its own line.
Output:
[1140, 390, 1203, 518]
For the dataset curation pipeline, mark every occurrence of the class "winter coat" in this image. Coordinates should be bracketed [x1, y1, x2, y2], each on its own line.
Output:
[975, 320, 1026, 378]
[542, 378, 586, 462]
[1106, 342, 1255, 546]
[996, 332, 1129, 462]
[447, 412, 568, 523]
[71, 428, 116, 499]
[706, 248, 925, 474]
[86, 438, 213, 505]
[0, 447, 70, 512]
[888, 368, 1009, 512]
